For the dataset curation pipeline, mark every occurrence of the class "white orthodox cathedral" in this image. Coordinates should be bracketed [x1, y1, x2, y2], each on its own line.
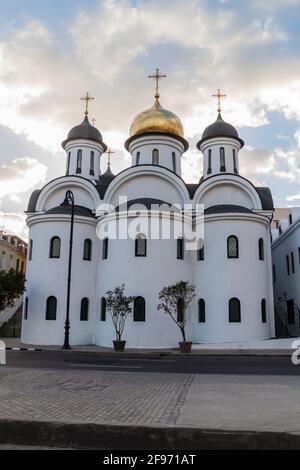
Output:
[22, 73, 275, 348]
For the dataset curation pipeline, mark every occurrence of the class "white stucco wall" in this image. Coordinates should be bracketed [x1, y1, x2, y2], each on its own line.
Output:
[21, 215, 99, 346]
[35, 177, 101, 213]
[272, 220, 300, 309]
[64, 140, 105, 181]
[192, 214, 275, 343]
[22, 130, 275, 348]
[127, 134, 185, 177]
[194, 174, 262, 211]
[104, 166, 190, 208]
[95, 214, 194, 348]
[200, 137, 241, 179]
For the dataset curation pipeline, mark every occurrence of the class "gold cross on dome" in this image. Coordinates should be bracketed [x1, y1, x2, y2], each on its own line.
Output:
[212, 89, 226, 113]
[81, 92, 95, 115]
[106, 148, 115, 168]
[148, 68, 167, 100]
[91, 118, 96, 126]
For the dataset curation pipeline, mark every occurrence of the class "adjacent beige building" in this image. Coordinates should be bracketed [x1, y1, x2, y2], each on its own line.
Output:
[0, 230, 27, 273]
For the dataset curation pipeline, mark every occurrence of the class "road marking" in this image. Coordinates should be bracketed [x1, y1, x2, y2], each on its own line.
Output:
[119, 358, 176, 363]
[70, 363, 142, 369]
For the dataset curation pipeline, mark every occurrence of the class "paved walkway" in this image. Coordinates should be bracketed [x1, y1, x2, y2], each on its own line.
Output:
[193, 338, 300, 350]
[0, 368, 193, 427]
[0, 366, 300, 434]
[1, 337, 298, 355]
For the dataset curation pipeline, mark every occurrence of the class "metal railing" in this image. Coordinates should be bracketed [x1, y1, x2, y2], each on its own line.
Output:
[274, 300, 300, 338]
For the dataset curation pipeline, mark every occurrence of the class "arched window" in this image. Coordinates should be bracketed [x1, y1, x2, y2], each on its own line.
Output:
[8, 255, 14, 269]
[207, 149, 212, 174]
[24, 296, 29, 320]
[16, 259, 20, 272]
[172, 152, 176, 172]
[67, 152, 71, 175]
[287, 299, 295, 325]
[80, 298, 89, 321]
[49, 237, 61, 259]
[135, 234, 147, 257]
[83, 239, 92, 261]
[76, 149, 82, 174]
[90, 151, 95, 176]
[1, 251, 6, 270]
[220, 147, 226, 172]
[261, 299, 267, 323]
[21, 261, 24, 273]
[29, 239, 33, 261]
[291, 251, 295, 273]
[197, 240, 205, 261]
[152, 149, 159, 165]
[177, 238, 184, 260]
[134, 297, 146, 322]
[199, 299, 206, 323]
[103, 238, 108, 260]
[227, 236, 239, 259]
[177, 297, 184, 323]
[233, 149, 238, 174]
[101, 297, 107, 322]
[229, 298, 241, 323]
[259, 238, 264, 261]
[46, 296, 57, 321]
[136, 152, 140, 165]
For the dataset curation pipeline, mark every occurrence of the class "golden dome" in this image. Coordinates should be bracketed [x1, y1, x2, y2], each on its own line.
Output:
[129, 98, 184, 138]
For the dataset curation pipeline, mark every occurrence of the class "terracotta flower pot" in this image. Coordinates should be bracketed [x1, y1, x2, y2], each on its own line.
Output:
[179, 341, 192, 353]
[113, 340, 126, 352]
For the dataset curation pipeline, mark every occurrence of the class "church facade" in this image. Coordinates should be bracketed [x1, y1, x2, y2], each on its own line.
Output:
[22, 78, 275, 348]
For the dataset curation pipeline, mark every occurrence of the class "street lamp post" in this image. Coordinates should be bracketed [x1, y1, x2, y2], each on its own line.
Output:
[61, 190, 75, 350]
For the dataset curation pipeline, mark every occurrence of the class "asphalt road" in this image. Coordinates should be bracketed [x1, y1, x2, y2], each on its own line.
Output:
[4, 350, 300, 375]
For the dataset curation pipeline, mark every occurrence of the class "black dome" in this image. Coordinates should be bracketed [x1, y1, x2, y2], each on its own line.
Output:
[46, 205, 95, 218]
[99, 167, 115, 186]
[62, 115, 107, 150]
[197, 113, 244, 149]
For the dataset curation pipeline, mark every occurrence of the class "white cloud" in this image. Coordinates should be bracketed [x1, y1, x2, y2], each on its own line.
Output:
[0, 0, 299, 232]
[0, 211, 28, 240]
[286, 193, 300, 202]
[9, 194, 22, 203]
[0, 157, 47, 200]
[0, 0, 297, 155]
[239, 146, 275, 178]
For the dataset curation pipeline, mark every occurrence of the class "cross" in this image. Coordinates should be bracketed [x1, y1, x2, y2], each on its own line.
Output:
[106, 148, 115, 168]
[81, 92, 95, 116]
[91, 118, 96, 126]
[212, 89, 226, 113]
[148, 68, 167, 100]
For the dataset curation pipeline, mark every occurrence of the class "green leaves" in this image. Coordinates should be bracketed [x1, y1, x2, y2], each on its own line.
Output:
[158, 281, 196, 342]
[0, 269, 26, 311]
[105, 285, 134, 341]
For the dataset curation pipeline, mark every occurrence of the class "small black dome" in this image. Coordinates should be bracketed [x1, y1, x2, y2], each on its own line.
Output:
[62, 115, 107, 150]
[197, 113, 244, 149]
[99, 166, 115, 186]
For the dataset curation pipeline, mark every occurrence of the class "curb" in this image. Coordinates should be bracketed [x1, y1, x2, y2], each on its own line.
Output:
[6, 348, 42, 352]
[0, 420, 299, 450]
[4, 347, 293, 356]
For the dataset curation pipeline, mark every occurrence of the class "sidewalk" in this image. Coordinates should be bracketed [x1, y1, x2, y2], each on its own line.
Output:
[0, 366, 300, 449]
[1, 337, 298, 356]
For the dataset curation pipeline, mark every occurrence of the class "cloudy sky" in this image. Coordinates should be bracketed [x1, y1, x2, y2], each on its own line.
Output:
[0, 0, 300, 238]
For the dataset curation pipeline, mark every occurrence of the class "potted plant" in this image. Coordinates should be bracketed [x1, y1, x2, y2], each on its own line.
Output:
[158, 281, 196, 353]
[105, 285, 134, 351]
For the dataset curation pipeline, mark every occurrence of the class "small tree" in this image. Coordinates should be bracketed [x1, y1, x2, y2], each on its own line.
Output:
[0, 269, 26, 311]
[105, 285, 134, 342]
[158, 281, 196, 342]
